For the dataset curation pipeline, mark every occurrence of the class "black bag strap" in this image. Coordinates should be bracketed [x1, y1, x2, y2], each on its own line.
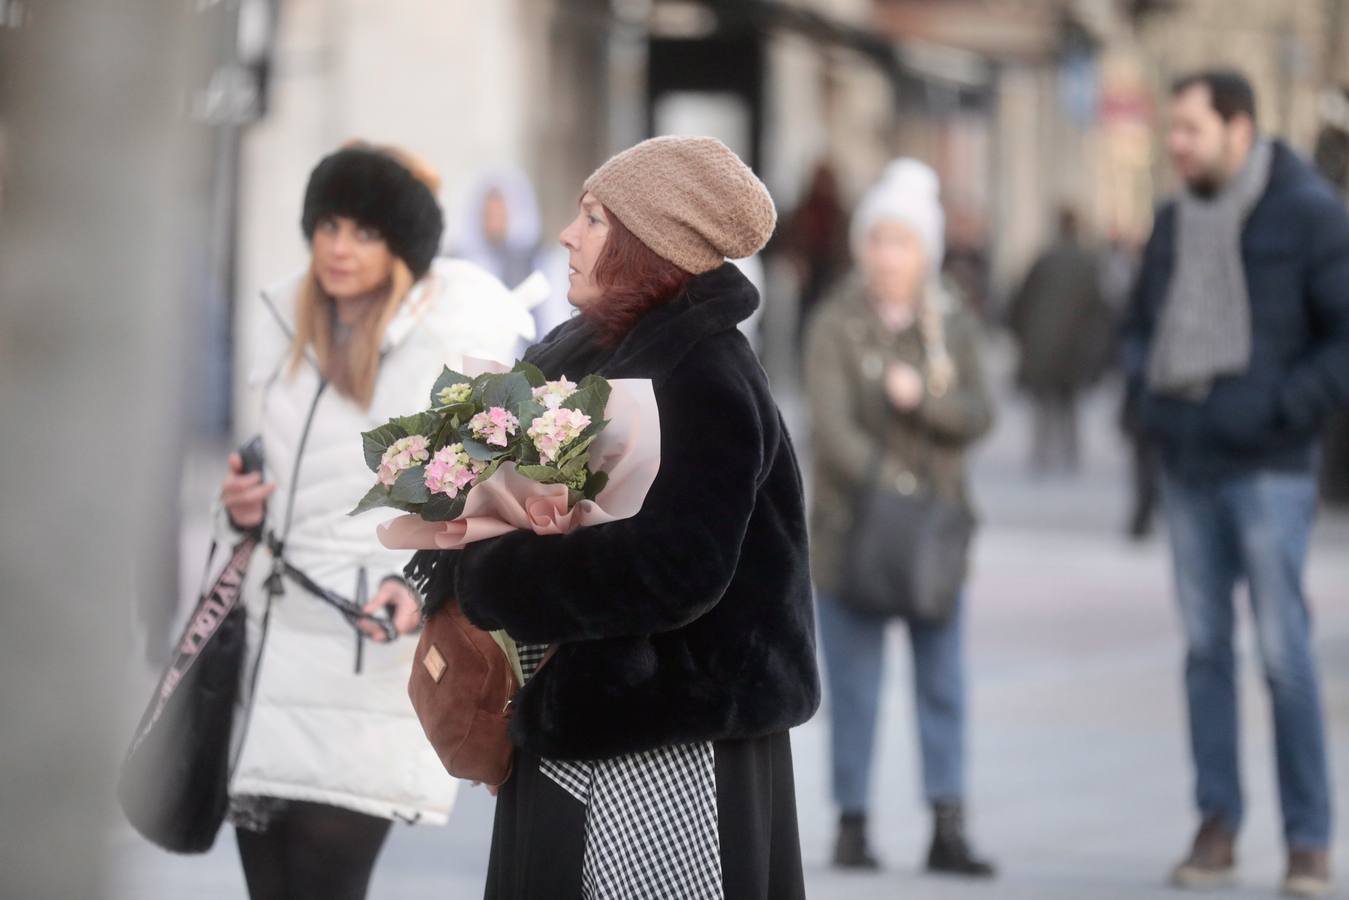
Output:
[274, 552, 395, 641]
[127, 534, 258, 758]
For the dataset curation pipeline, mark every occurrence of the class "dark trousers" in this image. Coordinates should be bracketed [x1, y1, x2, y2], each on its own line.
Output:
[235, 800, 392, 900]
[1029, 386, 1079, 473]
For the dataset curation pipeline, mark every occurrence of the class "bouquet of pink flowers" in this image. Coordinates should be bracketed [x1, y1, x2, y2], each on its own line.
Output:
[351, 358, 660, 553]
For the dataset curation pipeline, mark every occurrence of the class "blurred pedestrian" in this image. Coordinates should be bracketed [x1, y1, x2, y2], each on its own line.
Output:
[1007, 206, 1113, 474]
[218, 142, 536, 900]
[417, 136, 819, 899]
[942, 202, 993, 316]
[805, 159, 996, 877]
[785, 161, 851, 345]
[1123, 69, 1349, 898]
[451, 168, 573, 353]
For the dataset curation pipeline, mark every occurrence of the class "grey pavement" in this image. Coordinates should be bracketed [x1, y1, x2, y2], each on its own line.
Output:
[110, 349, 1349, 899]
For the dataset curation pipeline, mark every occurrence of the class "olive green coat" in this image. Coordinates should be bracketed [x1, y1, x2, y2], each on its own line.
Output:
[803, 277, 994, 594]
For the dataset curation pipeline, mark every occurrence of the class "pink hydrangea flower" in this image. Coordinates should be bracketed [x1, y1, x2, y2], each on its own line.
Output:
[423, 443, 484, 499]
[468, 406, 521, 448]
[377, 434, 430, 487]
[528, 407, 592, 465]
[532, 377, 579, 410]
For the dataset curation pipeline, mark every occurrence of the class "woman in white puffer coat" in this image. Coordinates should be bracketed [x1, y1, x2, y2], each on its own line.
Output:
[215, 142, 546, 900]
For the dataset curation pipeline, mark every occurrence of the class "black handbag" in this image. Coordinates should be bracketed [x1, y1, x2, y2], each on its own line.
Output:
[838, 477, 972, 623]
[117, 535, 256, 853]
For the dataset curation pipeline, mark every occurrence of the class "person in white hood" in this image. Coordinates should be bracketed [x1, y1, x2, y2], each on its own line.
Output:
[450, 167, 576, 356]
[215, 142, 539, 899]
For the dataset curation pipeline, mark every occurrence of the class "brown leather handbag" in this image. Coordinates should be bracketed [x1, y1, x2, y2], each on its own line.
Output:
[407, 601, 518, 787]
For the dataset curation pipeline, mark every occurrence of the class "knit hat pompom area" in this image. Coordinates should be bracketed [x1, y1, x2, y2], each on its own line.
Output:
[849, 157, 945, 270]
[583, 136, 777, 274]
[301, 147, 444, 279]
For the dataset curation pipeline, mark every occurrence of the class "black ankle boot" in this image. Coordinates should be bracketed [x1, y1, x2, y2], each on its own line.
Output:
[833, 812, 880, 870]
[927, 802, 996, 878]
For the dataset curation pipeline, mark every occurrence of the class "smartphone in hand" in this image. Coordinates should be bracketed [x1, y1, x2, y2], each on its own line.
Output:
[238, 435, 265, 476]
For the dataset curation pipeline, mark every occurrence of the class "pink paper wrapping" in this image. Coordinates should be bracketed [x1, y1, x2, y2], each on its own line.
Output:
[376, 360, 661, 552]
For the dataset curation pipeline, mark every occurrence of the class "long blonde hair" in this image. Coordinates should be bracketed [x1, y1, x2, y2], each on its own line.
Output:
[286, 141, 441, 409]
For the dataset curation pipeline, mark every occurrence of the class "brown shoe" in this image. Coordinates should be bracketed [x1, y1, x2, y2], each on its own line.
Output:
[1169, 818, 1236, 890]
[1283, 848, 1332, 898]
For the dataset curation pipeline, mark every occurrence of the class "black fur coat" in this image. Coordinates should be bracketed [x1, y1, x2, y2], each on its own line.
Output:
[418, 263, 820, 760]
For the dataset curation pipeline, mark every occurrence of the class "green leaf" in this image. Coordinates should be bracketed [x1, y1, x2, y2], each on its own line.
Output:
[567, 487, 584, 508]
[432, 416, 465, 452]
[431, 416, 461, 451]
[429, 366, 472, 408]
[483, 371, 533, 413]
[578, 375, 613, 416]
[385, 496, 424, 514]
[475, 458, 505, 484]
[422, 491, 466, 522]
[516, 400, 546, 429]
[350, 480, 426, 516]
[396, 412, 440, 439]
[348, 483, 394, 517]
[361, 422, 408, 471]
[559, 450, 590, 479]
[516, 464, 565, 484]
[461, 438, 499, 462]
[556, 434, 596, 469]
[582, 470, 609, 501]
[511, 360, 548, 388]
[437, 401, 476, 420]
[562, 376, 612, 422]
[561, 386, 595, 414]
[389, 465, 430, 505]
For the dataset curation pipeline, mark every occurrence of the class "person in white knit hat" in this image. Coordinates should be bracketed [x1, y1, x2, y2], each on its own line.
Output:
[805, 158, 998, 878]
[849, 158, 947, 282]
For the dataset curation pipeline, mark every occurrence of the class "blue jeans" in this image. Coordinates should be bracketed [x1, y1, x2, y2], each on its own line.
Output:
[817, 590, 965, 814]
[1161, 466, 1332, 849]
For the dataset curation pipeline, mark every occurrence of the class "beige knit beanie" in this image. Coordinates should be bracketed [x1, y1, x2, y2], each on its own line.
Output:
[583, 136, 777, 274]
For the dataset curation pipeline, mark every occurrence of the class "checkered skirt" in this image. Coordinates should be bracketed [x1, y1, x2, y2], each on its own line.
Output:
[515, 642, 722, 899]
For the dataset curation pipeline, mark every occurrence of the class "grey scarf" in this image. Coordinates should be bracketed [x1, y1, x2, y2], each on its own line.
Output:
[1147, 138, 1273, 399]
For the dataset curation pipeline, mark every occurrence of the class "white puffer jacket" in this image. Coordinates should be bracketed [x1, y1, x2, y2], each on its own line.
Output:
[225, 259, 546, 824]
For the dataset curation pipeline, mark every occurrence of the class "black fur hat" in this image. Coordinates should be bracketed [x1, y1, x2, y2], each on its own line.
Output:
[301, 147, 444, 278]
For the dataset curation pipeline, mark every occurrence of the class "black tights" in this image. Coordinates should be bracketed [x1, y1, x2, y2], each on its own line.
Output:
[236, 800, 393, 900]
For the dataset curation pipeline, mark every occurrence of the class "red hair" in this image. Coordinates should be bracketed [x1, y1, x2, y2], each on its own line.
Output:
[585, 207, 692, 347]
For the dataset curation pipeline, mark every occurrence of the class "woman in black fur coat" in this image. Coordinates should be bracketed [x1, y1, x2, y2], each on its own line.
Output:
[409, 137, 819, 898]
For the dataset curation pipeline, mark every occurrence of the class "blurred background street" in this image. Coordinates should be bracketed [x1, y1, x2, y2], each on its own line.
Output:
[5, 1, 1349, 897]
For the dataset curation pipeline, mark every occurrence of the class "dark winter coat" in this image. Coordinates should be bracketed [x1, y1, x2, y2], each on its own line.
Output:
[426, 263, 821, 761]
[1122, 141, 1349, 477]
[1008, 238, 1114, 392]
